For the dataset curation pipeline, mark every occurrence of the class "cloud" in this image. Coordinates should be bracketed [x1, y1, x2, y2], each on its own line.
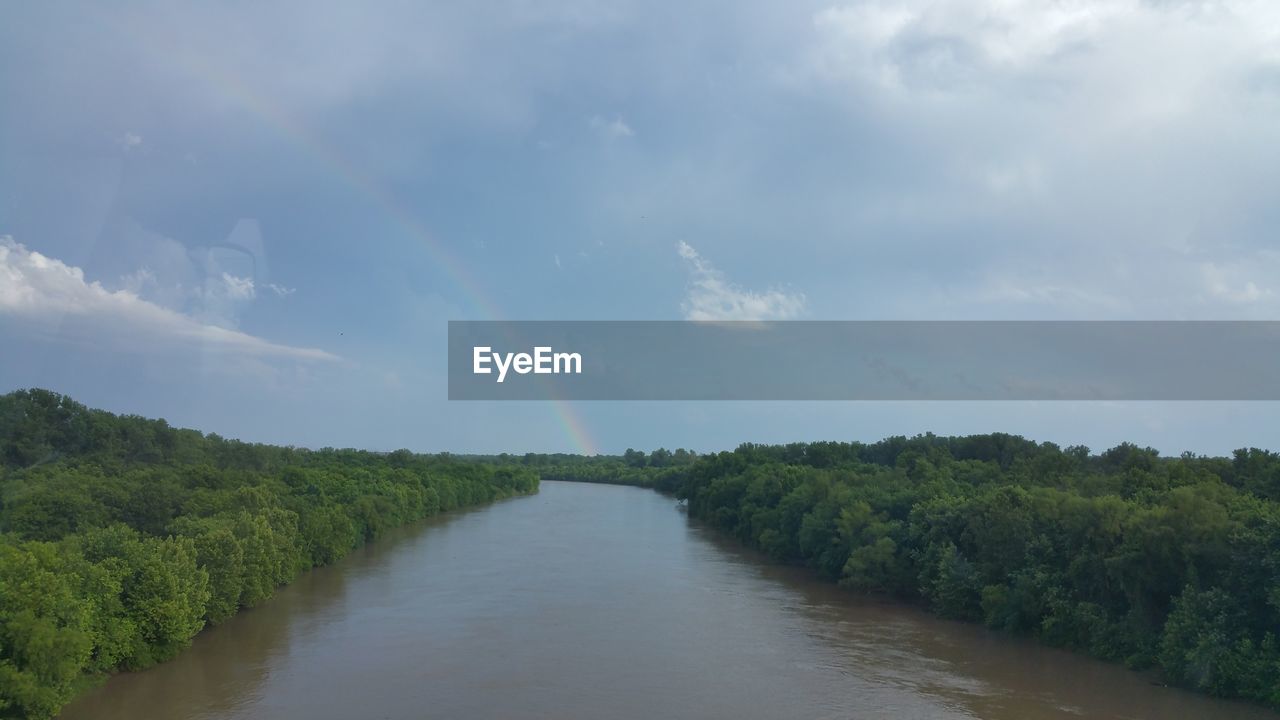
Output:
[221, 272, 256, 301]
[193, 270, 257, 329]
[90, 221, 297, 329]
[118, 132, 143, 150]
[805, 0, 1280, 97]
[589, 114, 635, 139]
[265, 282, 296, 297]
[119, 267, 158, 295]
[1201, 259, 1275, 305]
[677, 241, 806, 321]
[3, 1, 1280, 455]
[0, 237, 338, 362]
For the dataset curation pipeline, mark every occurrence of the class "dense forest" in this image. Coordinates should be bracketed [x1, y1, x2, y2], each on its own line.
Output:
[502, 437, 1280, 708]
[0, 389, 538, 720]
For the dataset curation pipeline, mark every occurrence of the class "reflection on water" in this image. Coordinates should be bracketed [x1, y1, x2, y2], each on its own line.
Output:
[60, 482, 1279, 720]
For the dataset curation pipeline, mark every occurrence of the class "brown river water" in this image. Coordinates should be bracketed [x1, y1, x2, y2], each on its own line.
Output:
[59, 480, 1278, 720]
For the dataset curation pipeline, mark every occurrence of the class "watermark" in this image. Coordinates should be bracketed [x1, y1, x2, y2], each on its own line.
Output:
[472, 346, 582, 383]
[448, 321, 1280, 401]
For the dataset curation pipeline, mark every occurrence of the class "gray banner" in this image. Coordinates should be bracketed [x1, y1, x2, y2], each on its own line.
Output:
[447, 321, 1280, 400]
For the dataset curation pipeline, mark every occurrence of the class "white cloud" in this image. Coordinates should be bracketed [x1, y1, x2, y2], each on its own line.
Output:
[589, 114, 635, 139]
[118, 131, 143, 150]
[221, 272, 256, 300]
[805, 0, 1280, 104]
[677, 241, 806, 321]
[0, 237, 337, 362]
[265, 282, 296, 297]
[193, 270, 256, 329]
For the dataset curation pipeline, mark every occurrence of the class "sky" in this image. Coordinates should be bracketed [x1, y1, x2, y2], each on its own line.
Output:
[2, 0, 1280, 456]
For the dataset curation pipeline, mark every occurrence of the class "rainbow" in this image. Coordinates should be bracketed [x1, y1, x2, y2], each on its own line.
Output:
[155, 37, 598, 455]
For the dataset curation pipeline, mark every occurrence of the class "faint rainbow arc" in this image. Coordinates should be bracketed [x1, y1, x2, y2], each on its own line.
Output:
[165, 48, 598, 455]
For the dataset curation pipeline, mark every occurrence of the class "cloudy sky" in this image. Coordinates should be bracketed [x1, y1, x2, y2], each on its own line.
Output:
[3, 0, 1280, 456]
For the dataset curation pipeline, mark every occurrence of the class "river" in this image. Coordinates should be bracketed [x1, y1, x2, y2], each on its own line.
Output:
[59, 480, 1278, 720]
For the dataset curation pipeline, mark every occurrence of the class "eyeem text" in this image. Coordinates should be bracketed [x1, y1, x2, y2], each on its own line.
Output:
[472, 346, 583, 383]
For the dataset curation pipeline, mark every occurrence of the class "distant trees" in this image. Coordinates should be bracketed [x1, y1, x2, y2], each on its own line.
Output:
[498, 448, 697, 491]
[0, 389, 538, 720]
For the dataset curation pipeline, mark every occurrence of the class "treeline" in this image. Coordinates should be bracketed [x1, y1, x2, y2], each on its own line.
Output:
[680, 438, 1280, 707]
[526, 436, 1280, 708]
[0, 389, 538, 720]
[486, 448, 697, 491]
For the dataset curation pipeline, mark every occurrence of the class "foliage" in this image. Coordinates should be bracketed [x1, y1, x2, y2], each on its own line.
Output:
[0, 389, 538, 719]
[485, 449, 697, 493]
